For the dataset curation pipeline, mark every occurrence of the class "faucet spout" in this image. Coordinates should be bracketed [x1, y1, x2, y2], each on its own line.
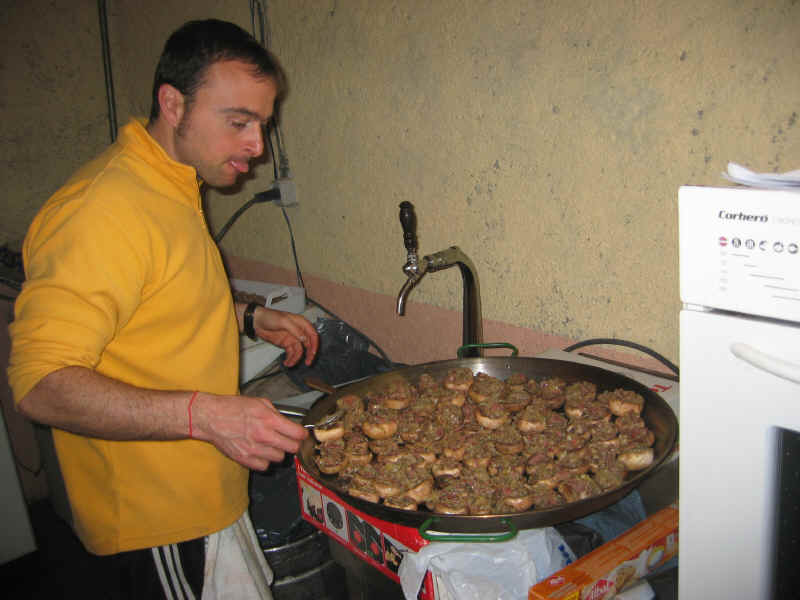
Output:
[396, 277, 415, 315]
[396, 259, 428, 315]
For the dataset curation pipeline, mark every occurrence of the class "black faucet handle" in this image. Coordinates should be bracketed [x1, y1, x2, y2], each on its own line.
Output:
[399, 201, 418, 253]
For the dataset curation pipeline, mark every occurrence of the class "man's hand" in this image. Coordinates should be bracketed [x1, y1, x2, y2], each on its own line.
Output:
[252, 306, 319, 367]
[191, 392, 308, 471]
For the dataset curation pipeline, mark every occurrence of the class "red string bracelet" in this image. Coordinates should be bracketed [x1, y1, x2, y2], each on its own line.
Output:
[188, 391, 199, 438]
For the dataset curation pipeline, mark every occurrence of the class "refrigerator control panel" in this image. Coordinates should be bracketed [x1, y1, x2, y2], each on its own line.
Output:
[680, 185, 800, 323]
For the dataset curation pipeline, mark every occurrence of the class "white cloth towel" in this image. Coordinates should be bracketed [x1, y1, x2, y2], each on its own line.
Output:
[202, 512, 274, 600]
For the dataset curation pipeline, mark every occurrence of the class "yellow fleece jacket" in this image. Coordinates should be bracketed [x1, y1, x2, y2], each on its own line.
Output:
[8, 119, 248, 555]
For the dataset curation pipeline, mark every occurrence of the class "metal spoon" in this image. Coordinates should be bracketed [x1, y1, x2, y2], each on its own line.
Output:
[273, 377, 342, 429]
[272, 404, 343, 430]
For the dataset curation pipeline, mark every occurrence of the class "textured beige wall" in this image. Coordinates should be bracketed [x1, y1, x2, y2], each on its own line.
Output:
[3, 1, 799, 368]
[1, 1, 109, 247]
[238, 0, 800, 363]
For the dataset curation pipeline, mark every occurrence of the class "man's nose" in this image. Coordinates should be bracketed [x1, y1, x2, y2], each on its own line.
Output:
[246, 124, 264, 157]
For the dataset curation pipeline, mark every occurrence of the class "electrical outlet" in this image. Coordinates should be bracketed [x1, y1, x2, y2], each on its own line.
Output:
[273, 178, 298, 207]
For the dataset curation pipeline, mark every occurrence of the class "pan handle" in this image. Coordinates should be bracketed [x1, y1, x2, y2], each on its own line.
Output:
[418, 517, 518, 542]
[457, 342, 518, 359]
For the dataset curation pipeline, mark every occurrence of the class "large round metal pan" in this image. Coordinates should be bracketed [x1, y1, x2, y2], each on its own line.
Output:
[297, 356, 678, 533]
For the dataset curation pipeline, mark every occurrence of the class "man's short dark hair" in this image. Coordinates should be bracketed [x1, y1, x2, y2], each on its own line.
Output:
[148, 19, 287, 121]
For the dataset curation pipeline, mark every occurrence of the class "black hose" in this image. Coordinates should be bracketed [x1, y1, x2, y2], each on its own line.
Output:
[98, 0, 118, 143]
[214, 188, 281, 243]
[280, 206, 305, 288]
[214, 197, 258, 243]
[250, 0, 270, 49]
[265, 122, 279, 180]
[562, 338, 679, 377]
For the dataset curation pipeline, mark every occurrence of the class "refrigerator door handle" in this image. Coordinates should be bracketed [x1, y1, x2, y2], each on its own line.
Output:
[730, 342, 800, 384]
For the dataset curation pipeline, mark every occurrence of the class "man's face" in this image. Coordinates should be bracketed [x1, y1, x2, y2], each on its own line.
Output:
[172, 60, 277, 188]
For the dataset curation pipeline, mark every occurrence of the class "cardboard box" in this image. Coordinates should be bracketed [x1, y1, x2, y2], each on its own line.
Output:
[529, 506, 678, 600]
[295, 457, 437, 600]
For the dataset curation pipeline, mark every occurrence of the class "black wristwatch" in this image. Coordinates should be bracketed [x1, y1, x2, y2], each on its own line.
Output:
[243, 302, 260, 341]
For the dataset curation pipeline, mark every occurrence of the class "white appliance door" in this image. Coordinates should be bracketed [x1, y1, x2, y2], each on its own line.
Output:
[679, 309, 800, 600]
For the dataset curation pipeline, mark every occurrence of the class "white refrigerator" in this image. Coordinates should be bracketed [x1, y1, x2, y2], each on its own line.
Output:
[679, 185, 800, 599]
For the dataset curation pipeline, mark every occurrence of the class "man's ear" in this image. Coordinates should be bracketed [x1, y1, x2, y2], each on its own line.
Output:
[157, 84, 186, 129]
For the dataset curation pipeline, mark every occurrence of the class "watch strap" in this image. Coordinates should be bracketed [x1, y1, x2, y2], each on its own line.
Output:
[243, 302, 260, 341]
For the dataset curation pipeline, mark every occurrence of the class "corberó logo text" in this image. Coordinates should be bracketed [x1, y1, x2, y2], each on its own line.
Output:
[718, 210, 768, 223]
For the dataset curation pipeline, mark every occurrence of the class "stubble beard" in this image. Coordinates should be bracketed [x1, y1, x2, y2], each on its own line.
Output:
[174, 106, 241, 189]
[173, 111, 224, 187]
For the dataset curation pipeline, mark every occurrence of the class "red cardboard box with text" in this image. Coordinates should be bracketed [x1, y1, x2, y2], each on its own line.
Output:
[295, 457, 436, 599]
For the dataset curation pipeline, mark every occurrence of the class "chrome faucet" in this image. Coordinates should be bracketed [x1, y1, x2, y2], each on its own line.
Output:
[396, 201, 484, 357]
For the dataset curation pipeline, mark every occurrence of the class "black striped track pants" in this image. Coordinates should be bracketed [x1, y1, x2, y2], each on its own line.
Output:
[95, 537, 205, 599]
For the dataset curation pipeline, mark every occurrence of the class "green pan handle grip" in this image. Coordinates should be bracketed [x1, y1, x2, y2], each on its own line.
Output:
[457, 342, 519, 358]
[418, 517, 518, 542]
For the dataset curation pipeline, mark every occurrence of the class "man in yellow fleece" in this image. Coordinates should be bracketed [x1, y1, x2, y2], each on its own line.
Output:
[7, 19, 318, 599]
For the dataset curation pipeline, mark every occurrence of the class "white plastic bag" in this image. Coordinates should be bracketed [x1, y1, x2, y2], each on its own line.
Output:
[398, 527, 575, 600]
